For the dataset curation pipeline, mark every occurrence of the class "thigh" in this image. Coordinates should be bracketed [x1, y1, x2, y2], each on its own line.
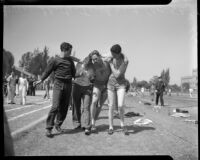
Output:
[52, 87, 63, 108]
[92, 86, 101, 103]
[107, 89, 116, 107]
[116, 88, 126, 107]
[62, 83, 72, 104]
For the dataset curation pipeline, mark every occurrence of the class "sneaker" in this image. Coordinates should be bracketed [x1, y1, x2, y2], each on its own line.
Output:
[74, 125, 81, 130]
[46, 130, 54, 138]
[108, 128, 114, 135]
[121, 126, 129, 135]
[55, 126, 64, 133]
[84, 129, 91, 135]
[91, 126, 98, 133]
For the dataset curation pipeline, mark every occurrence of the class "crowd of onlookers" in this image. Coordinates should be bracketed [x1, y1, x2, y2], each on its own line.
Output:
[3, 71, 52, 105]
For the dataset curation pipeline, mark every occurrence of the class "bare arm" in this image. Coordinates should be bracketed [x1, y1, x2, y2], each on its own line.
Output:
[110, 56, 129, 78]
[70, 56, 80, 62]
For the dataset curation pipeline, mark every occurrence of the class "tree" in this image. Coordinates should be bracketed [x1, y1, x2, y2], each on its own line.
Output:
[182, 82, 190, 92]
[19, 52, 33, 72]
[131, 77, 137, 88]
[3, 49, 14, 76]
[169, 84, 181, 92]
[160, 68, 170, 87]
[136, 80, 149, 89]
[18, 46, 50, 77]
[149, 75, 159, 85]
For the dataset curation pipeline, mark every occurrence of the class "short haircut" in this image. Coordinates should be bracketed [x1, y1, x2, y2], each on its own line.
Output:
[60, 42, 72, 52]
[110, 44, 121, 54]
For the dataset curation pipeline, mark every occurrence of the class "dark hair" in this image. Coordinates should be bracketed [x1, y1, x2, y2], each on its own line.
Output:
[60, 42, 72, 52]
[110, 44, 121, 54]
[89, 50, 101, 58]
[82, 56, 93, 69]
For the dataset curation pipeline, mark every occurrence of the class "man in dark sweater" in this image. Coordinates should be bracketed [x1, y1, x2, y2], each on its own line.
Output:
[155, 77, 165, 106]
[35, 42, 76, 138]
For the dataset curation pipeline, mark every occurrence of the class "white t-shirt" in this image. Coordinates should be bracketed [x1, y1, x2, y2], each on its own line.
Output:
[19, 77, 28, 90]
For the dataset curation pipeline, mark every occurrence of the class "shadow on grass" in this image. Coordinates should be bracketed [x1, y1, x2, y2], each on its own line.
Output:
[53, 128, 84, 137]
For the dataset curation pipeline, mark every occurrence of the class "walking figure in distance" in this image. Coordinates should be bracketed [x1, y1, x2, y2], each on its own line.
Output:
[19, 73, 29, 105]
[155, 76, 165, 107]
[7, 71, 16, 104]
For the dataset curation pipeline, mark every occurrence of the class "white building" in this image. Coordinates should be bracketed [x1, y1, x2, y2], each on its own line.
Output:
[181, 69, 198, 91]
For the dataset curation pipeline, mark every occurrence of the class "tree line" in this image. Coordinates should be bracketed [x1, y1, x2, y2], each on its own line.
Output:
[4, 47, 184, 92]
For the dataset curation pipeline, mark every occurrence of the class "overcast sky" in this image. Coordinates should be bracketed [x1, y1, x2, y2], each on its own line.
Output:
[3, 0, 197, 85]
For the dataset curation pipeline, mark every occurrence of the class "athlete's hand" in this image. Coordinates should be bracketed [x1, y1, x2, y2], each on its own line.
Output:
[33, 80, 42, 87]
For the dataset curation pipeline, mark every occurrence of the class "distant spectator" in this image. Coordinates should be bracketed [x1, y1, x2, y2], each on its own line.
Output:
[155, 77, 165, 106]
[7, 71, 16, 104]
[19, 73, 29, 105]
[28, 75, 35, 96]
[3, 75, 8, 97]
[150, 84, 155, 101]
[189, 88, 193, 98]
[15, 75, 19, 96]
[43, 77, 50, 99]
[168, 88, 171, 96]
[141, 87, 145, 97]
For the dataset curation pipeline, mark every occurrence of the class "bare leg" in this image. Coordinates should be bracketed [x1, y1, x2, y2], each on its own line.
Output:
[90, 87, 101, 127]
[107, 89, 115, 130]
[117, 88, 126, 127]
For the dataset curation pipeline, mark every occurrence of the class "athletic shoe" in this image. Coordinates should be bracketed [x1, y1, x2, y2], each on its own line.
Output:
[84, 129, 91, 135]
[46, 130, 54, 138]
[74, 125, 81, 130]
[121, 126, 129, 135]
[108, 128, 114, 135]
[91, 126, 98, 133]
[55, 126, 65, 133]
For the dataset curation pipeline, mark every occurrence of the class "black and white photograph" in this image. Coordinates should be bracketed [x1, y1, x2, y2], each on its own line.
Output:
[3, 0, 198, 159]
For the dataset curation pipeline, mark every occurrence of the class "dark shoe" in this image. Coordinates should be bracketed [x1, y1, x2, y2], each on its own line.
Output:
[121, 126, 129, 135]
[91, 126, 98, 133]
[46, 130, 54, 138]
[55, 126, 64, 133]
[108, 128, 114, 135]
[84, 129, 91, 135]
[74, 125, 81, 130]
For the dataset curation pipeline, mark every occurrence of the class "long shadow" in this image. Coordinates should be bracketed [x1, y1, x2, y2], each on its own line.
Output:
[25, 102, 36, 105]
[95, 124, 155, 135]
[97, 116, 108, 120]
[127, 125, 155, 134]
[53, 128, 84, 137]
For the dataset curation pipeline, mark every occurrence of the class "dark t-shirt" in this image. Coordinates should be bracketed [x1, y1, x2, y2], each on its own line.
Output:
[155, 81, 165, 93]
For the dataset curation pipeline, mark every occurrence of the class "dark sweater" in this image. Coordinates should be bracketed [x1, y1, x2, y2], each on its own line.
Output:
[155, 80, 165, 93]
[41, 56, 76, 82]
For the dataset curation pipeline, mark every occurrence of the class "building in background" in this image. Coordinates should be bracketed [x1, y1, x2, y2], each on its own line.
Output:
[181, 69, 198, 92]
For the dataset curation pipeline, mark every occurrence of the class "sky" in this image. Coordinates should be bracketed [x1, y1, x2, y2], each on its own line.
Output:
[3, 0, 197, 85]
